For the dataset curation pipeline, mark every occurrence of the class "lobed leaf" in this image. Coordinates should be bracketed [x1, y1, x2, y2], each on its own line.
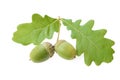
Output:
[62, 19, 115, 66]
[12, 14, 60, 45]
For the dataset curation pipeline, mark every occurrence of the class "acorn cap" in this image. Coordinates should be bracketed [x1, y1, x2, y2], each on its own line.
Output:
[43, 42, 54, 57]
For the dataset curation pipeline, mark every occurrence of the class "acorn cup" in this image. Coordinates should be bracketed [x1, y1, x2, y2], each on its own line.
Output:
[55, 40, 76, 60]
[30, 42, 54, 63]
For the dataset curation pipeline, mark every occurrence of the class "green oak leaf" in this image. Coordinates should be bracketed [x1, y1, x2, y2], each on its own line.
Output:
[12, 14, 60, 45]
[62, 19, 115, 66]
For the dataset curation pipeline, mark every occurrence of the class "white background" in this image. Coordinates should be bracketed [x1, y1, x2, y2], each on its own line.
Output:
[0, 0, 120, 80]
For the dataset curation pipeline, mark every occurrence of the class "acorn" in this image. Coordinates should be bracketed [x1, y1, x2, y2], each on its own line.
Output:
[30, 42, 54, 63]
[55, 40, 76, 60]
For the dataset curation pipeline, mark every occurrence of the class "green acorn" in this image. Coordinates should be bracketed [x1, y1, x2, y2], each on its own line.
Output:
[55, 40, 76, 60]
[30, 42, 54, 63]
